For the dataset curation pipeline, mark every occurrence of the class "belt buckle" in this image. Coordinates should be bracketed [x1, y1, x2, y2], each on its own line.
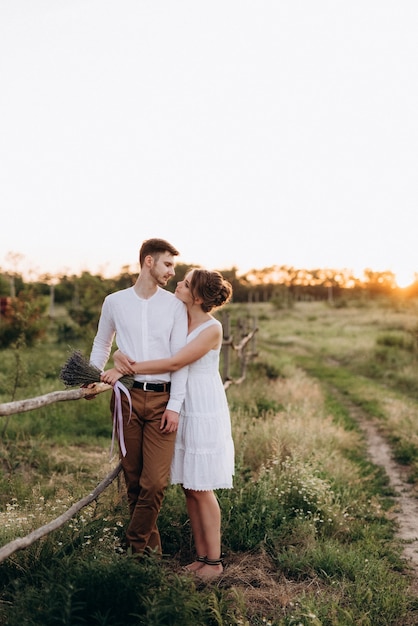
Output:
[143, 382, 148, 391]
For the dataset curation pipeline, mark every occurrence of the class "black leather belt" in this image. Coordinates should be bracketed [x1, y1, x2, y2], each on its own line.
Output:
[132, 381, 171, 392]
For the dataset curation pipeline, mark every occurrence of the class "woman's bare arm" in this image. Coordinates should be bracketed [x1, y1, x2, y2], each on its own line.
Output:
[101, 324, 221, 384]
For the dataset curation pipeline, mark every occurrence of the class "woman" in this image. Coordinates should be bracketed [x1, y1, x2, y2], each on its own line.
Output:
[102, 268, 234, 580]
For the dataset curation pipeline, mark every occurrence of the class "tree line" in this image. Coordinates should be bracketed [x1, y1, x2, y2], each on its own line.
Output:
[0, 263, 417, 349]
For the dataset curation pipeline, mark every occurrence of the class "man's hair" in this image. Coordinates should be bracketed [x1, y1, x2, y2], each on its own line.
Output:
[139, 238, 180, 266]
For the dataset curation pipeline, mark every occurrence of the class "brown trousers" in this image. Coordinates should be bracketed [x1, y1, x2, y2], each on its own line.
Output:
[113, 388, 176, 555]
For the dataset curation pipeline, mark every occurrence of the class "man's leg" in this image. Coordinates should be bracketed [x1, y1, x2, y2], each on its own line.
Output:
[118, 390, 144, 528]
[125, 392, 176, 555]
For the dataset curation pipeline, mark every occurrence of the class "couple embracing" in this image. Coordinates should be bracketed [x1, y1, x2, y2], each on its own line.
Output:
[90, 238, 234, 581]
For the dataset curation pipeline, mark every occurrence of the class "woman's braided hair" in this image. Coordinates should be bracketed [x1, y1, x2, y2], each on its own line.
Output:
[190, 269, 233, 313]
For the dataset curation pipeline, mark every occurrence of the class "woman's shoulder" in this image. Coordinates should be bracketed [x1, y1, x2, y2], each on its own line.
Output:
[206, 317, 222, 329]
[190, 317, 221, 336]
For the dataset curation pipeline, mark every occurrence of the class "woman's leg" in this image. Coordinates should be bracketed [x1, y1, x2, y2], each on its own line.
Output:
[183, 491, 206, 571]
[183, 488, 223, 579]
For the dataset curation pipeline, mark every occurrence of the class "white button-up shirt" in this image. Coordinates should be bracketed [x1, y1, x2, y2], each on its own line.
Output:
[90, 286, 188, 413]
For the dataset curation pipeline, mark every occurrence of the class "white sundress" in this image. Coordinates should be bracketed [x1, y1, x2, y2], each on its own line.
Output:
[171, 318, 235, 491]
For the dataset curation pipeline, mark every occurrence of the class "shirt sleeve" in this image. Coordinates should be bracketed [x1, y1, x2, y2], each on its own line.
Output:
[89, 297, 116, 370]
[166, 300, 188, 413]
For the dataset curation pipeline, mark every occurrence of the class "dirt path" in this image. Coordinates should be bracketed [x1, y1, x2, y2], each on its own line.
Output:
[350, 403, 418, 594]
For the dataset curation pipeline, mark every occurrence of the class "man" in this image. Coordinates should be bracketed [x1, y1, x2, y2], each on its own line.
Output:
[89, 238, 188, 556]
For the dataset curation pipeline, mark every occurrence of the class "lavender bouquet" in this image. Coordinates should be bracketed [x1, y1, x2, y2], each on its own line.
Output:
[60, 350, 134, 389]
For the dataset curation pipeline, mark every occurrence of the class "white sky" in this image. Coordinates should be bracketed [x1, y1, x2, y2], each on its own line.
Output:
[1, 1, 417, 286]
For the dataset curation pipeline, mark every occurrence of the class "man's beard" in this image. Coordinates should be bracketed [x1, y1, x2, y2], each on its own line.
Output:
[150, 267, 169, 287]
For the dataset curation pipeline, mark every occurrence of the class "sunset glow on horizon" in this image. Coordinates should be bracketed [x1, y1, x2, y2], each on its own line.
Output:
[2, 248, 417, 292]
[393, 270, 417, 289]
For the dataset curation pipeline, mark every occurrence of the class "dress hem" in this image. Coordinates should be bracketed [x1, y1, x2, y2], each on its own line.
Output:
[171, 480, 233, 491]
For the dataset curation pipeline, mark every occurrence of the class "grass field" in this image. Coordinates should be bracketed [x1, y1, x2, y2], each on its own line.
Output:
[1, 298, 418, 624]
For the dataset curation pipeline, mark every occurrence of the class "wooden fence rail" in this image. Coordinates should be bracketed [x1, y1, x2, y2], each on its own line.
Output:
[0, 383, 111, 417]
[0, 462, 122, 563]
[0, 315, 257, 563]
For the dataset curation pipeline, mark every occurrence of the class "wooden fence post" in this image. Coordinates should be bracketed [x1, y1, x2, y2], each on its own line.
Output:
[222, 311, 231, 382]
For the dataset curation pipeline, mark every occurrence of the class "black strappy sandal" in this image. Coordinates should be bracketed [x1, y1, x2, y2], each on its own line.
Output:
[183, 555, 206, 572]
[203, 556, 224, 567]
[194, 555, 225, 581]
[196, 555, 207, 563]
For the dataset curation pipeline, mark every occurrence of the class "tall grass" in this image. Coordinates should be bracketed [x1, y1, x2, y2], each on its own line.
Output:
[1, 302, 418, 623]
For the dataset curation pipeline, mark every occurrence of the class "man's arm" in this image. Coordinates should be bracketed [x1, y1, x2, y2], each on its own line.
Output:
[165, 300, 188, 414]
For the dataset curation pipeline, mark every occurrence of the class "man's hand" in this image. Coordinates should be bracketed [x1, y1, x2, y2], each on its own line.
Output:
[83, 382, 98, 400]
[160, 409, 179, 434]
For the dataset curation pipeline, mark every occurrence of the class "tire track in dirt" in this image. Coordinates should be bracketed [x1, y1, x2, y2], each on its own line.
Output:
[346, 399, 418, 594]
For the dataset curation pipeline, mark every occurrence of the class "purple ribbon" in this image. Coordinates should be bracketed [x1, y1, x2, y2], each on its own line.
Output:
[110, 380, 132, 458]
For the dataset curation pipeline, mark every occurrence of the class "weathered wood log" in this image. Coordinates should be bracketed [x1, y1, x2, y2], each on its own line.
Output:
[0, 382, 111, 417]
[0, 461, 122, 563]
